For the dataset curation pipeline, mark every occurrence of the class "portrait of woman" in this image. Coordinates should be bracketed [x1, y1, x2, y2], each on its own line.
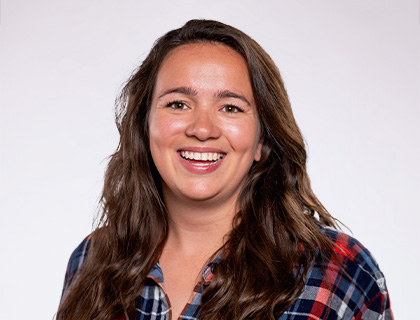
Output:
[56, 20, 392, 320]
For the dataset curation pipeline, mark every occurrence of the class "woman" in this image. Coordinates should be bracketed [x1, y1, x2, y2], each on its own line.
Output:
[57, 20, 392, 320]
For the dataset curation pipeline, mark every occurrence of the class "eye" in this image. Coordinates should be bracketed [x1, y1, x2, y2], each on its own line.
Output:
[167, 101, 189, 110]
[221, 105, 243, 113]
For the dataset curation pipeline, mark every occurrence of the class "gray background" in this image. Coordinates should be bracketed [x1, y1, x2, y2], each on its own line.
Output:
[0, 0, 418, 319]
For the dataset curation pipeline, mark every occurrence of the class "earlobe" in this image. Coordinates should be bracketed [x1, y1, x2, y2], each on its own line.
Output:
[254, 138, 264, 162]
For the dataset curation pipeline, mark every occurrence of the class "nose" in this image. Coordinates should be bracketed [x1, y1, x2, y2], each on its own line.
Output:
[185, 108, 221, 141]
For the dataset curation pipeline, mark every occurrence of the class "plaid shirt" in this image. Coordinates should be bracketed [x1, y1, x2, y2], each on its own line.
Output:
[61, 227, 392, 319]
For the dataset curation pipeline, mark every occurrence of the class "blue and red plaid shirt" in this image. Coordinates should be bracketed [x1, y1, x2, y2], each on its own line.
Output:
[61, 227, 392, 319]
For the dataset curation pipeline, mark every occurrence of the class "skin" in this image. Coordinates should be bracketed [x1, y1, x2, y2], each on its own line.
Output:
[148, 43, 263, 319]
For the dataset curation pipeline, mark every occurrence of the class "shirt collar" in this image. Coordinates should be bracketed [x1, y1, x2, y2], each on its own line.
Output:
[202, 252, 223, 284]
[147, 262, 165, 284]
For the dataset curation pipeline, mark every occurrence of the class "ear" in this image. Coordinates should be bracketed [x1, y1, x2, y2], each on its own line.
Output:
[254, 136, 264, 162]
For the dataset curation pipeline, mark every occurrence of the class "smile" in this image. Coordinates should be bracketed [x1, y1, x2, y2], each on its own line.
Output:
[180, 151, 225, 164]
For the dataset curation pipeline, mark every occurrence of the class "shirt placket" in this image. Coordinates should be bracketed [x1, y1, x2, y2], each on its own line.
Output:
[137, 259, 219, 320]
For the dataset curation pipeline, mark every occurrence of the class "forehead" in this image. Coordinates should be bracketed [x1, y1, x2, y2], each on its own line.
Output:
[153, 43, 253, 99]
[162, 42, 247, 66]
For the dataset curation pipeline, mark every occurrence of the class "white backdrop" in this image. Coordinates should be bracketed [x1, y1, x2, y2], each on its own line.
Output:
[1, 1, 418, 319]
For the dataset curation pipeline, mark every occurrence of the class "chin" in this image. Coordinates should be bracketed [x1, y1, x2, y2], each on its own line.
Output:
[181, 190, 220, 203]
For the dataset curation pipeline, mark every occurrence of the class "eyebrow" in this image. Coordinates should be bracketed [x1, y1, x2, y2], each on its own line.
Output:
[158, 87, 251, 106]
[158, 86, 198, 99]
[214, 90, 251, 106]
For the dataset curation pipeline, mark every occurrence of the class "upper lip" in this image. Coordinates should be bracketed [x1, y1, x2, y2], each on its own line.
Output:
[177, 146, 226, 154]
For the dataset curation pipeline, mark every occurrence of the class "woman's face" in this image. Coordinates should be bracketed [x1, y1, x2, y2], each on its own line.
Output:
[148, 43, 263, 206]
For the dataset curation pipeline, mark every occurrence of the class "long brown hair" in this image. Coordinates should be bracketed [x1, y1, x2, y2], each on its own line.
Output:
[57, 19, 337, 320]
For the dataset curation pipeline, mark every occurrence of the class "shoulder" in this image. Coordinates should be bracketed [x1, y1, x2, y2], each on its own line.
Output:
[282, 227, 393, 319]
[322, 227, 386, 286]
[61, 235, 91, 296]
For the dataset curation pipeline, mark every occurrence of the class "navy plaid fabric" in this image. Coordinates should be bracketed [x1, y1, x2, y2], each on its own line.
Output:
[61, 227, 392, 319]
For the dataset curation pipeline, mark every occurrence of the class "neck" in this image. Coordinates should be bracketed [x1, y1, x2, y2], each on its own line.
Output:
[162, 191, 238, 256]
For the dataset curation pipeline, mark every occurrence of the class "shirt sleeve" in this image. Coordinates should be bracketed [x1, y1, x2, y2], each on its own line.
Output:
[355, 267, 393, 319]
[328, 229, 393, 320]
[60, 235, 91, 302]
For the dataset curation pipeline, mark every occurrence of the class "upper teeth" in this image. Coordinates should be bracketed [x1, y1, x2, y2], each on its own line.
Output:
[180, 151, 223, 161]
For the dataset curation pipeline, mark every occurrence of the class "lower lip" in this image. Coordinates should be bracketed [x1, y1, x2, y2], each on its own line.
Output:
[178, 153, 224, 174]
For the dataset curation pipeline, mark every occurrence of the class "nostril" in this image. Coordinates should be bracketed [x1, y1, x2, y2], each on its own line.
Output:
[185, 115, 221, 140]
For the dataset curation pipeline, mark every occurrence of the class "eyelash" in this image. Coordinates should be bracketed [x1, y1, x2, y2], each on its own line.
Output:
[165, 100, 244, 113]
[166, 100, 188, 110]
[221, 104, 243, 113]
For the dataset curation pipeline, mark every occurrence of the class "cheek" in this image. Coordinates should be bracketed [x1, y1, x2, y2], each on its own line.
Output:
[149, 113, 184, 149]
[225, 120, 261, 154]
